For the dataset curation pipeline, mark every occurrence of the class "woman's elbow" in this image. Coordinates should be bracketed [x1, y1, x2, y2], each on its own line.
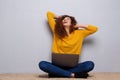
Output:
[95, 26, 98, 32]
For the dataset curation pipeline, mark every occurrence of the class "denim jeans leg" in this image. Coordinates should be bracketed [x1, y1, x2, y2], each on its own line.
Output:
[38, 61, 72, 77]
[68, 61, 95, 73]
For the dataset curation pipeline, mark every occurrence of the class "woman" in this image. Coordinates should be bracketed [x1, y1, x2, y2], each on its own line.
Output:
[39, 11, 98, 78]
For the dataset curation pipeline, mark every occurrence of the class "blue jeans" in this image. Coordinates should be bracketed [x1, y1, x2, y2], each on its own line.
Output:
[38, 61, 94, 77]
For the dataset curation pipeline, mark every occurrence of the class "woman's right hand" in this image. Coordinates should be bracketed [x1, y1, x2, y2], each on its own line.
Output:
[54, 14, 60, 19]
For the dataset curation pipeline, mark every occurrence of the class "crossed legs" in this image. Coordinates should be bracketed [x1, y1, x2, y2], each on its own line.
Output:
[39, 61, 94, 78]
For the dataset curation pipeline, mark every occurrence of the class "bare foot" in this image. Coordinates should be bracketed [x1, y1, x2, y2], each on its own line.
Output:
[71, 73, 75, 78]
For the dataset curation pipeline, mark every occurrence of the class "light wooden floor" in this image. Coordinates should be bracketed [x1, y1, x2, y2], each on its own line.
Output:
[0, 73, 120, 80]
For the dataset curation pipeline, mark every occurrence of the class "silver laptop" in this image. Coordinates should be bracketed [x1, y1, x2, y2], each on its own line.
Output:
[52, 53, 79, 67]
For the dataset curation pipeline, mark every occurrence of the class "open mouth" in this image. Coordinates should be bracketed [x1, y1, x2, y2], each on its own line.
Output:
[63, 22, 67, 24]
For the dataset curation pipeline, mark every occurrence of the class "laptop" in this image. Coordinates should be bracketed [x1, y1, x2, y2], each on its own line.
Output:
[52, 53, 79, 67]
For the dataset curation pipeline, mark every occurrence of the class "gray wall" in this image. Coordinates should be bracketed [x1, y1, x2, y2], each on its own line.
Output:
[0, 0, 120, 73]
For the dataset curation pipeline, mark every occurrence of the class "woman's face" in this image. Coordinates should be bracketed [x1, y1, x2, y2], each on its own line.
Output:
[62, 17, 71, 27]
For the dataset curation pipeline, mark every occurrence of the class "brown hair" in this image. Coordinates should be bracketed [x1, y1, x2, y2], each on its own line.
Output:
[55, 15, 77, 39]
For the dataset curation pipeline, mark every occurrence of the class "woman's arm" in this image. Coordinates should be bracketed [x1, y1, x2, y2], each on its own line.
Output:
[47, 11, 58, 32]
[74, 24, 88, 29]
[54, 14, 60, 19]
[75, 24, 98, 37]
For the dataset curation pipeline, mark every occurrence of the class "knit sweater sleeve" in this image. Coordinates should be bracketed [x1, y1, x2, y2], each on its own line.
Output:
[82, 25, 98, 38]
[47, 11, 56, 32]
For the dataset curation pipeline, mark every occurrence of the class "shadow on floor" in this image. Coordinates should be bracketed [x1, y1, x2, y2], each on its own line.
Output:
[37, 74, 94, 79]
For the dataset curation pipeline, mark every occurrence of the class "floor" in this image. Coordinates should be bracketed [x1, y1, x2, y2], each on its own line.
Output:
[0, 73, 120, 80]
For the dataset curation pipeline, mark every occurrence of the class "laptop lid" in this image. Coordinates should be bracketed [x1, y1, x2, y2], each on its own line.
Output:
[52, 53, 79, 67]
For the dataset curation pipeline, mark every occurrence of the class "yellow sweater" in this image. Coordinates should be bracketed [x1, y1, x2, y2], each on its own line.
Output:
[47, 11, 98, 55]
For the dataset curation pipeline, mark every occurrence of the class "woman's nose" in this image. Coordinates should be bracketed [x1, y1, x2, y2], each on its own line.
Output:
[64, 19, 68, 21]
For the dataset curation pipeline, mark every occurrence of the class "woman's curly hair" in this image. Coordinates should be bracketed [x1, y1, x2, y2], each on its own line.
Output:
[55, 15, 77, 39]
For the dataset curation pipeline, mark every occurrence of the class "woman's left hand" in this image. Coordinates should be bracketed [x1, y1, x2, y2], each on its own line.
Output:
[74, 24, 88, 29]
